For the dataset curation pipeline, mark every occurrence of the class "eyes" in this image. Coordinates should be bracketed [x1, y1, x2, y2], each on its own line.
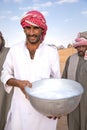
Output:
[77, 46, 87, 50]
[25, 26, 40, 30]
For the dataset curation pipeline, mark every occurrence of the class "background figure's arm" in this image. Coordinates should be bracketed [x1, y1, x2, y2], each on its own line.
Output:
[62, 56, 70, 78]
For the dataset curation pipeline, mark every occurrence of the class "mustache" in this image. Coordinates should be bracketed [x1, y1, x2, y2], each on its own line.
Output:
[78, 51, 84, 53]
[78, 50, 83, 52]
[26, 34, 37, 37]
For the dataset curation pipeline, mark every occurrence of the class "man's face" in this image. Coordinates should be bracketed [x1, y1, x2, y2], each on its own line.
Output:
[24, 25, 43, 44]
[76, 45, 87, 57]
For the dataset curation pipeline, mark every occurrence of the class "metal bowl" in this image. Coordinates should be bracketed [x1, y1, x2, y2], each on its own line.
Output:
[25, 78, 84, 117]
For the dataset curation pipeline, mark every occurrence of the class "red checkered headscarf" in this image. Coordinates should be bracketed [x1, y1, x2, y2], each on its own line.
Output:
[73, 32, 87, 48]
[20, 10, 48, 42]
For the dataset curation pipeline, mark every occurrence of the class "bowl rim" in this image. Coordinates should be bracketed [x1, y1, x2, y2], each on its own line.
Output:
[25, 78, 84, 100]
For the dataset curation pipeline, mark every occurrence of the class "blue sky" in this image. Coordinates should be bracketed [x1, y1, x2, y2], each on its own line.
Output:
[0, 0, 87, 47]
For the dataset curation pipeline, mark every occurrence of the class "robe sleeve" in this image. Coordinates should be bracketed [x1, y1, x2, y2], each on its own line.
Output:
[1, 49, 14, 93]
[78, 61, 87, 92]
[62, 56, 70, 78]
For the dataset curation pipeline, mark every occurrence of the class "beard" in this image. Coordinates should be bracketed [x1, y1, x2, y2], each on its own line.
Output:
[26, 34, 42, 44]
[78, 51, 85, 57]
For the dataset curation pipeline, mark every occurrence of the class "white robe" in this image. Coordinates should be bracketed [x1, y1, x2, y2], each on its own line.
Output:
[1, 42, 60, 130]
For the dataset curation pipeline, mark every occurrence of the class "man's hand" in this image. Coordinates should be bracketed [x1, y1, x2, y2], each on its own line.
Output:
[47, 116, 61, 120]
[7, 78, 32, 98]
[17, 80, 32, 98]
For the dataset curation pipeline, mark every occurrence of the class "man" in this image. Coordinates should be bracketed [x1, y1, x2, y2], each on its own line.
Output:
[0, 32, 13, 130]
[62, 31, 87, 130]
[1, 10, 60, 130]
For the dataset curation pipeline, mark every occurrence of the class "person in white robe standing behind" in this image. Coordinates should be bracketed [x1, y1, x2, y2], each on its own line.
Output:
[1, 10, 60, 130]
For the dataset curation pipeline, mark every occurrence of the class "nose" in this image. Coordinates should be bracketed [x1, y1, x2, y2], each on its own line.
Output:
[29, 26, 35, 35]
[30, 28, 34, 35]
[80, 47, 83, 50]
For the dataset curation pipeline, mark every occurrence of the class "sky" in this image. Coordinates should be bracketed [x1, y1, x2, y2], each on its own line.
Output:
[0, 0, 87, 47]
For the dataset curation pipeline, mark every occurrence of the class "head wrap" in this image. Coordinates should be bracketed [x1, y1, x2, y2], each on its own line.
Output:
[73, 32, 87, 48]
[80, 31, 87, 39]
[20, 10, 48, 42]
